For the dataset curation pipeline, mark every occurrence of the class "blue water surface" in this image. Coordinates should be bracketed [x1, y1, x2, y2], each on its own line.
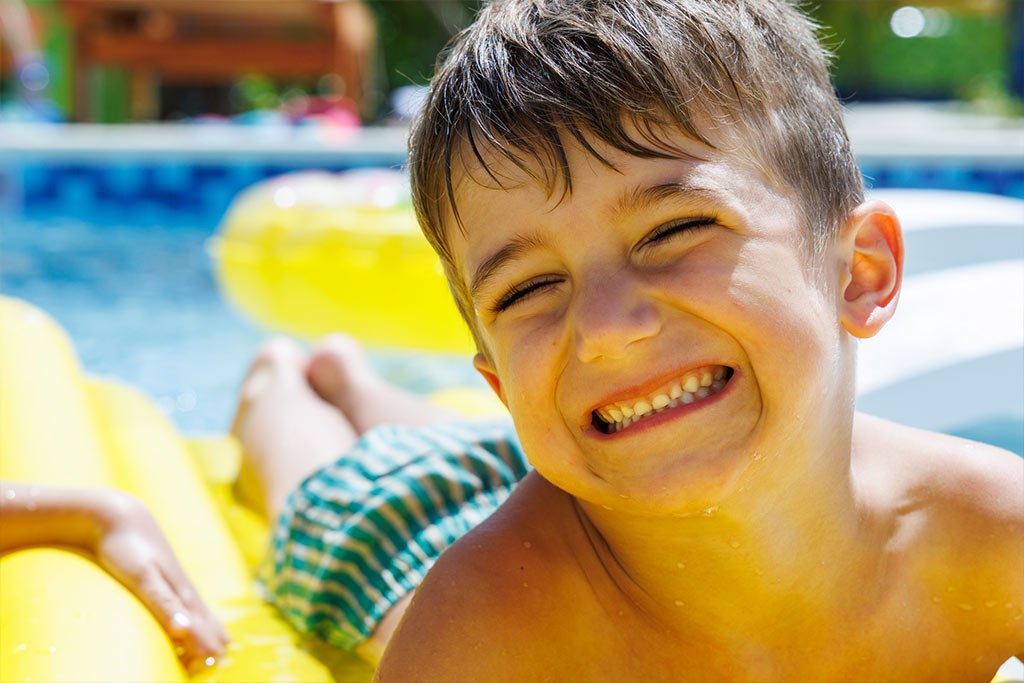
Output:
[0, 215, 483, 435]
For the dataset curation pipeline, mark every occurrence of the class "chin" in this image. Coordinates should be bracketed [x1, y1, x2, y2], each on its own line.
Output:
[568, 441, 757, 517]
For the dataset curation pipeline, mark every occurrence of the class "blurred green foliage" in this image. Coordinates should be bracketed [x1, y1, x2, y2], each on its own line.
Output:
[810, 1, 1018, 108]
[367, 0, 482, 91]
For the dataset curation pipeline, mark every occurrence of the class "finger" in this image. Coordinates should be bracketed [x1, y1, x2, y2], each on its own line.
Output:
[134, 568, 217, 665]
[135, 567, 191, 636]
[183, 649, 220, 677]
[160, 569, 229, 650]
[158, 566, 228, 657]
[172, 613, 221, 670]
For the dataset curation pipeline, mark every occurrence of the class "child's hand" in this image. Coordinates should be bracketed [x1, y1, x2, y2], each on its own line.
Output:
[93, 492, 230, 673]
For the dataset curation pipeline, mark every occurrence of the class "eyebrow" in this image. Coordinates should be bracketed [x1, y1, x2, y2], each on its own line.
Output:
[613, 181, 724, 217]
[469, 232, 548, 301]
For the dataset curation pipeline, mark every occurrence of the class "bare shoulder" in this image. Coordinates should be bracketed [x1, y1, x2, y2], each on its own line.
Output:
[855, 413, 1022, 524]
[855, 414, 1024, 650]
[375, 472, 585, 682]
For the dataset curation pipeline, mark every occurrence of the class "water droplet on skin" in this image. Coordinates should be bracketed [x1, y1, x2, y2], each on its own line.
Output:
[728, 538, 741, 549]
[47, 646, 56, 654]
[673, 600, 684, 607]
[617, 610, 625, 616]
[14, 643, 26, 653]
[957, 603, 973, 611]
[522, 583, 529, 588]
[676, 562, 686, 570]
[204, 656, 216, 667]
[523, 541, 532, 549]
[750, 452, 763, 461]
[3, 489, 14, 500]
[932, 596, 942, 603]
[985, 600, 997, 608]
[601, 505, 613, 511]
[702, 505, 718, 516]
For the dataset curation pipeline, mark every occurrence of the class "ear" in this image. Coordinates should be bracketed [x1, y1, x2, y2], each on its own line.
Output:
[473, 353, 508, 407]
[836, 200, 904, 339]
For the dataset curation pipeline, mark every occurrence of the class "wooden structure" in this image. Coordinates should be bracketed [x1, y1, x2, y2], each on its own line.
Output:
[59, 0, 376, 121]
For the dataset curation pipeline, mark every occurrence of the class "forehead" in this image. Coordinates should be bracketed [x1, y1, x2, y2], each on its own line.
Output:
[445, 128, 783, 260]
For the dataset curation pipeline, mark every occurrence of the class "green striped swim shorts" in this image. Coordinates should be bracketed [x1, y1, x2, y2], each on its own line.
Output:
[258, 418, 528, 650]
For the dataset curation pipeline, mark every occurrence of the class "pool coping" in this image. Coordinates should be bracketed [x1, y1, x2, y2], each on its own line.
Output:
[0, 104, 1021, 164]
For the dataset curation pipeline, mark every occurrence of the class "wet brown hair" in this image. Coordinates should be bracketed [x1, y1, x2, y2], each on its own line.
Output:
[408, 0, 864, 350]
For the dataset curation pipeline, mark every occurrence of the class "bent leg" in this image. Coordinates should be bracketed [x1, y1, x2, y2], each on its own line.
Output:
[231, 338, 358, 521]
[242, 335, 522, 663]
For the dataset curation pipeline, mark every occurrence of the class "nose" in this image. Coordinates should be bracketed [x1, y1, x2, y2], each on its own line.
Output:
[572, 271, 662, 362]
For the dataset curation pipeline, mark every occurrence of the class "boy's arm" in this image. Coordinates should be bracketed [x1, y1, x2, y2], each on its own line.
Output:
[968, 446, 1024, 658]
[0, 481, 110, 552]
[926, 443, 1024, 658]
[0, 481, 228, 670]
[996, 452, 1024, 659]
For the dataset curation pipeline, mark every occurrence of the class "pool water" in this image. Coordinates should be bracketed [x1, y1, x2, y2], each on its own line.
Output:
[0, 215, 484, 435]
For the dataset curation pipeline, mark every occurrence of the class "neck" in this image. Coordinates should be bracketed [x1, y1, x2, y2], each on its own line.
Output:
[574, 419, 883, 650]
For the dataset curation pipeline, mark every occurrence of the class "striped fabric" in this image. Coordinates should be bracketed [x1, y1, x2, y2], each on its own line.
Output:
[258, 418, 528, 650]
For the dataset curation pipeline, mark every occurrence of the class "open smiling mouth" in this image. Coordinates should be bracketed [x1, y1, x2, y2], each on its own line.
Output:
[591, 365, 735, 435]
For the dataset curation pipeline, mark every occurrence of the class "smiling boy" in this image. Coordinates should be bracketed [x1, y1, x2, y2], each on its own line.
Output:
[374, 0, 1024, 679]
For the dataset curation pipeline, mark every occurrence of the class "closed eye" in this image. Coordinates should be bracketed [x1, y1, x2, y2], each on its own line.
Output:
[643, 217, 716, 246]
[493, 276, 561, 313]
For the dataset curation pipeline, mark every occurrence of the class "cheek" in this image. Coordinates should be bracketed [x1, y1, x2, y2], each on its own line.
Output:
[725, 243, 838, 374]
[498, 325, 563, 416]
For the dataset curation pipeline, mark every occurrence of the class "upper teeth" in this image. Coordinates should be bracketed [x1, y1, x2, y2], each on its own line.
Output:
[594, 365, 730, 433]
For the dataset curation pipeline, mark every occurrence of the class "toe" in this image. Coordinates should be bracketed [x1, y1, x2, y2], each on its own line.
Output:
[250, 337, 308, 374]
[233, 337, 309, 432]
[306, 333, 372, 404]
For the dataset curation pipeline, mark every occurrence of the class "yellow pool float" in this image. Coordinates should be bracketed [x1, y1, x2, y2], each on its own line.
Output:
[0, 296, 373, 682]
[211, 169, 475, 354]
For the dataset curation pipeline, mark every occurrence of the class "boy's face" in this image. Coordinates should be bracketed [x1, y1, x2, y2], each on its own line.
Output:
[451, 131, 856, 513]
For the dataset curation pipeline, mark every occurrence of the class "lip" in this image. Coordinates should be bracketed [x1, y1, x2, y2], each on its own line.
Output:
[582, 366, 738, 440]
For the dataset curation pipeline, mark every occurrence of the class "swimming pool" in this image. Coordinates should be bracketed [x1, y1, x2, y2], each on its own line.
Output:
[1, 116, 1021, 454]
[0, 213, 484, 435]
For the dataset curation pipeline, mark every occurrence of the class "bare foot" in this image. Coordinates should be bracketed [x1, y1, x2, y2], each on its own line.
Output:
[231, 337, 359, 520]
[306, 333, 460, 435]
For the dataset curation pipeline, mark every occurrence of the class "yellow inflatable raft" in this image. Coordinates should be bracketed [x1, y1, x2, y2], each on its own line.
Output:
[211, 169, 475, 354]
[0, 296, 373, 682]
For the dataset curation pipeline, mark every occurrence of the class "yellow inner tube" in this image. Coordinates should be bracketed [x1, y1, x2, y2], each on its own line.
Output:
[212, 170, 476, 354]
[0, 296, 373, 682]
